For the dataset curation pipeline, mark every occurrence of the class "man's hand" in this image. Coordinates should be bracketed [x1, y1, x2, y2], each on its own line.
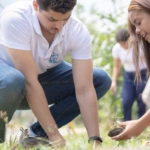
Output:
[48, 132, 66, 148]
[46, 126, 66, 148]
[88, 136, 103, 149]
[89, 140, 102, 149]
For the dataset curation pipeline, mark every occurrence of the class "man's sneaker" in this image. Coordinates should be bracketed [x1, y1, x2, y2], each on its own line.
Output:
[18, 127, 51, 148]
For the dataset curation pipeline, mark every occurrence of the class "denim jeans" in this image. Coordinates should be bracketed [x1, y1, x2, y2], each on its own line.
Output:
[0, 61, 111, 140]
[122, 69, 147, 121]
[0, 63, 25, 142]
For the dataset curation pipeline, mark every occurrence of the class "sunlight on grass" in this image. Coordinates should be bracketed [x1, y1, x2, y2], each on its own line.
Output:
[1, 110, 150, 150]
[1, 122, 150, 150]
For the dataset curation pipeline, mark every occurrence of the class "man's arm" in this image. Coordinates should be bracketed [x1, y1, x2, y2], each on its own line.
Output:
[72, 59, 100, 138]
[7, 48, 65, 146]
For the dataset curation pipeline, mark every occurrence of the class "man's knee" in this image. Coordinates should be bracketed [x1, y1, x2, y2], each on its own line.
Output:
[93, 68, 112, 99]
[5, 71, 25, 93]
[0, 70, 26, 122]
[0, 69, 26, 103]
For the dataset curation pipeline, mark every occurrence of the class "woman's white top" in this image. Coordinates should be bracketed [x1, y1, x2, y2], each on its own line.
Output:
[112, 43, 146, 72]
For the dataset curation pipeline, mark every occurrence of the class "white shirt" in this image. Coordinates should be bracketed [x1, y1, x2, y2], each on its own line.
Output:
[0, 0, 92, 74]
[142, 77, 150, 107]
[112, 43, 146, 72]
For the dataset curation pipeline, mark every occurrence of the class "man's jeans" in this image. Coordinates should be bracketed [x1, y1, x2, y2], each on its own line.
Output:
[0, 61, 111, 140]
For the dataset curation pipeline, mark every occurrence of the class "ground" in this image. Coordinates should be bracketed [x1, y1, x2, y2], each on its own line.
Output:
[1, 110, 150, 149]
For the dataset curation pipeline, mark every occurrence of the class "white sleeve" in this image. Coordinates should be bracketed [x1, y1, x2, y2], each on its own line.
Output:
[70, 23, 92, 60]
[112, 44, 120, 58]
[142, 78, 150, 108]
[0, 11, 31, 50]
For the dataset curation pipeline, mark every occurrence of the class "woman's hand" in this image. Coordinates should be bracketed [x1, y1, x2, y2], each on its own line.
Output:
[110, 81, 117, 94]
[112, 120, 145, 140]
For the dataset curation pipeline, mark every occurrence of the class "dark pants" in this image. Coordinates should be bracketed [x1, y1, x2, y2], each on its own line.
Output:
[122, 69, 147, 121]
[0, 61, 111, 141]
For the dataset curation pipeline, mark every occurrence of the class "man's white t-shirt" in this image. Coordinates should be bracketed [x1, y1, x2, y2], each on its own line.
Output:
[0, 0, 92, 74]
[112, 43, 146, 72]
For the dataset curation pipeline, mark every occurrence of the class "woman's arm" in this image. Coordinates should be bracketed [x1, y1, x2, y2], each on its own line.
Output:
[112, 109, 150, 140]
[142, 77, 150, 107]
[110, 58, 121, 93]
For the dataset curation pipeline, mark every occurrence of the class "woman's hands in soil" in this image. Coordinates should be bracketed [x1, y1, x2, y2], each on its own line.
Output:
[111, 120, 145, 140]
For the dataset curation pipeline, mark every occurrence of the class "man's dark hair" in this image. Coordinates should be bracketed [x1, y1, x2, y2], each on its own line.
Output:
[36, 0, 77, 14]
[116, 29, 130, 42]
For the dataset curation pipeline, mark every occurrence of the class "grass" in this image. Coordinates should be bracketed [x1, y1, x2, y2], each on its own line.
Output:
[1, 103, 150, 150]
[1, 120, 150, 150]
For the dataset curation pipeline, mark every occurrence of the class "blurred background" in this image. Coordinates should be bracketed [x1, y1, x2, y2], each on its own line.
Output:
[0, 0, 141, 139]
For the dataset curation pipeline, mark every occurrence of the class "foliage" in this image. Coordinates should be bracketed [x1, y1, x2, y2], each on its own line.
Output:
[65, 0, 142, 138]
[68, 0, 130, 125]
[1, 126, 150, 150]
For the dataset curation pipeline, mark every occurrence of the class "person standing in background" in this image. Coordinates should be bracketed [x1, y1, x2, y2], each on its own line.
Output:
[110, 28, 147, 121]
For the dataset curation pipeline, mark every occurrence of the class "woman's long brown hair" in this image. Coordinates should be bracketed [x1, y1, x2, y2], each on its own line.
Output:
[128, 1, 150, 81]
